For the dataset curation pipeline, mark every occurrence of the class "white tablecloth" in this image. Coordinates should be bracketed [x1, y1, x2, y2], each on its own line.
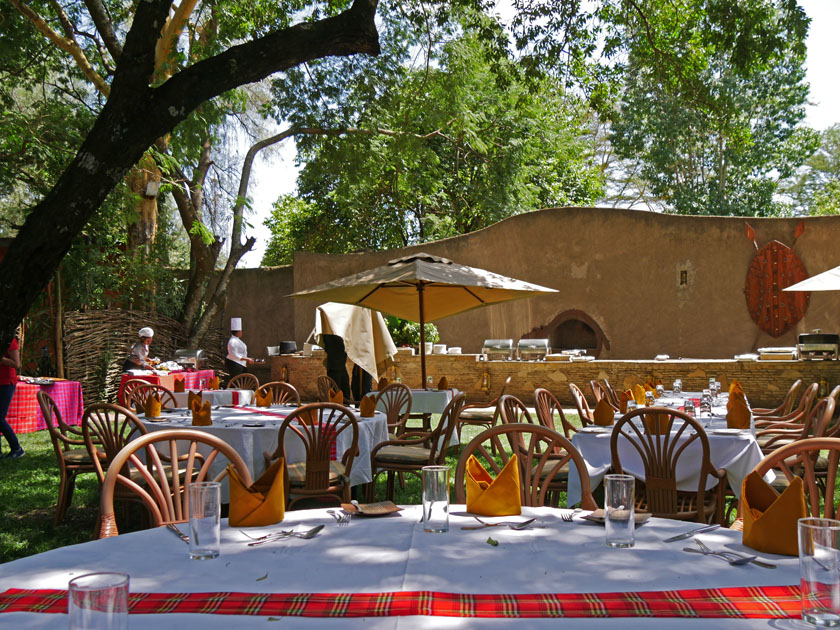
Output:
[0, 506, 799, 629]
[566, 417, 765, 506]
[385, 388, 457, 414]
[171, 389, 254, 408]
[140, 405, 389, 498]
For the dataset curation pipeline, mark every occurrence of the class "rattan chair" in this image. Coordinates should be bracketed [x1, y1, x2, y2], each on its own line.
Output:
[368, 393, 465, 501]
[263, 402, 358, 509]
[756, 397, 834, 456]
[754, 382, 818, 428]
[256, 381, 301, 406]
[37, 391, 97, 524]
[610, 407, 726, 524]
[227, 372, 259, 390]
[454, 424, 597, 510]
[317, 375, 340, 402]
[456, 376, 511, 443]
[534, 388, 578, 438]
[375, 382, 412, 437]
[751, 379, 803, 416]
[126, 383, 177, 413]
[568, 383, 594, 426]
[82, 403, 149, 484]
[590, 380, 618, 410]
[602, 379, 621, 409]
[98, 429, 253, 538]
[119, 378, 149, 408]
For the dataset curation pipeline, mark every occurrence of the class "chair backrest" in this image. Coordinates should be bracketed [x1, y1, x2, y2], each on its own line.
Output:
[454, 423, 597, 510]
[37, 390, 85, 455]
[317, 375, 339, 402]
[758, 397, 835, 455]
[568, 383, 593, 426]
[127, 383, 177, 412]
[602, 379, 621, 409]
[499, 394, 538, 425]
[82, 403, 148, 483]
[428, 392, 466, 464]
[98, 429, 253, 537]
[781, 379, 804, 415]
[227, 372, 259, 390]
[257, 381, 301, 406]
[590, 380, 618, 411]
[374, 382, 412, 435]
[745, 437, 840, 519]
[269, 402, 359, 495]
[119, 378, 149, 407]
[534, 388, 577, 438]
[610, 407, 717, 522]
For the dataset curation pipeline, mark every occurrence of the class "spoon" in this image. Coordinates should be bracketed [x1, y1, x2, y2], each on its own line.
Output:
[246, 525, 324, 546]
[683, 547, 756, 566]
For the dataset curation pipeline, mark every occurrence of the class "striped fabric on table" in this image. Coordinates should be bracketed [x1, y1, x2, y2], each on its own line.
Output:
[7, 381, 85, 434]
[0, 585, 800, 619]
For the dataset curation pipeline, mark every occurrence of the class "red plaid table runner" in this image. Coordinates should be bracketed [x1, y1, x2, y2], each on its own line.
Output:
[7, 381, 85, 434]
[0, 585, 800, 619]
[119, 371, 215, 405]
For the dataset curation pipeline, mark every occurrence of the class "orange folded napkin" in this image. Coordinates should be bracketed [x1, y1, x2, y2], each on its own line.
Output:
[254, 388, 273, 407]
[466, 454, 521, 517]
[726, 394, 750, 429]
[329, 389, 344, 405]
[619, 390, 632, 414]
[298, 408, 318, 425]
[593, 398, 614, 426]
[741, 470, 805, 556]
[633, 384, 646, 405]
[144, 394, 161, 418]
[729, 378, 745, 397]
[359, 395, 377, 418]
[228, 458, 286, 527]
[191, 399, 212, 426]
[173, 378, 186, 393]
[207, 376, 220, 390]
[643, 413, 669, 434]
[377, 377, 388, 390]
[187, 391, 202, 410]
[437, 376, 448, 390]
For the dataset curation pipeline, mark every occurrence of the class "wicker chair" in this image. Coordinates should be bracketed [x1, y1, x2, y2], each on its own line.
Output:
[256, 381, 301, 406]
[126, 383, 177, 413]
[456, 376, 511, 443]
[590, 380, 618, 410]
[368, 393, 465, 501]
[263, 402, 358, 509]
[375, 382, 412, 437]
[98, 430, 253, 538]
[601, 379, 621, 409]
[119, 378, 149, 408]
[754, 382, 818, 428]
[37, 391, 97, 524]
[610, 407, 726, 525]
[756, 397, 834, 456]
[568, 383, 594, 426]
[534, 388, 578, 438]
[454, 424, 597, 510]
[82, 403, 149, 484]
[227, 372, 259, 390]
[751, 379, 803, 416]
[317, 375, 340, 402]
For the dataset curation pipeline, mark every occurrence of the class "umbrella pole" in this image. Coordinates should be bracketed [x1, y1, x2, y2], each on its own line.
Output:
[418, 283, 427, 389]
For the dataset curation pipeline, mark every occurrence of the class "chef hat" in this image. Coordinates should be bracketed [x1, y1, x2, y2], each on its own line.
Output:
[230, 317, 242, 331]
[138, 327, 154, 338]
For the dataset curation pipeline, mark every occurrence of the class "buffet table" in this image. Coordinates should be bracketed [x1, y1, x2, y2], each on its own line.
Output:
[118, 370, 215, 403]
[0, 506, 800, 628]
[7, 379, 84, 434]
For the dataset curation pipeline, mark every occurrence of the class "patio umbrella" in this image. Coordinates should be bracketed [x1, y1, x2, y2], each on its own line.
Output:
[783, 264, 840, 292]
[290, 253, 558, 386]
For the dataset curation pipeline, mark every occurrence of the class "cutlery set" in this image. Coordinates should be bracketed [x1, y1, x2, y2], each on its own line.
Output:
[244, 524, 325, 546]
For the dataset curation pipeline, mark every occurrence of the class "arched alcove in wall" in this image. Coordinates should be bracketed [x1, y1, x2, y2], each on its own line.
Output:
[522, 309, 610, 358]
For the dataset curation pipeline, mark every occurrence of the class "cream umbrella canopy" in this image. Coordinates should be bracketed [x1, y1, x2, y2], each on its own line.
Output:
[783, 264, 840, 292]
[290, 253, 558, 386]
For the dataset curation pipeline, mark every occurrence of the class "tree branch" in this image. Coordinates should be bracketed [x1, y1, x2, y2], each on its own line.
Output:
[83, 0, 123, 61]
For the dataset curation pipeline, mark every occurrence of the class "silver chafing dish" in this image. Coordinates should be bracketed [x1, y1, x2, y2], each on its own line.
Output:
[797, 332, 839, 360]
[173, 348, 207, 369]
[517, 338, 549, 361]
[481, 339, 514, 361]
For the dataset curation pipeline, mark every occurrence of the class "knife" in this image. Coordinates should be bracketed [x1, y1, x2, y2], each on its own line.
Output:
[166, 523, 190, 544]
[662, 524, 720, 543]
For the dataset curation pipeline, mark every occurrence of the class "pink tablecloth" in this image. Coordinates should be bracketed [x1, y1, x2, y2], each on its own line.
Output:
[7, 380, 85, 434]
[118, 370, 215, 404]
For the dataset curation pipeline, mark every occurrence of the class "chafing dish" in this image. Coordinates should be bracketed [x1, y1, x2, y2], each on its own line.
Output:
[481, 339, 514, 361]
[517, 338, 549, 361]
[173, 348, 207, 369]
[797, 332, 839, 360]
[757, 347, 798, 361]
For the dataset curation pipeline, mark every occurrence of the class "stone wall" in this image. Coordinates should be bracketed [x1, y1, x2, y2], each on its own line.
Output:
[269, 354, 840, 408]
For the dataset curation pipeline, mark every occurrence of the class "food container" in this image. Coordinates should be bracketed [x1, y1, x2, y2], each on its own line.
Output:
[517, 338, 549, 361]
[481, 339, 514, 361]
[433, 344, 447, 354]
[173, 348, 207, 369]
[447, 347, 462, 354]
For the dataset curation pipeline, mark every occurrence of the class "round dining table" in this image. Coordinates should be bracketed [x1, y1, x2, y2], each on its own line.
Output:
[0, 505, 801, 629]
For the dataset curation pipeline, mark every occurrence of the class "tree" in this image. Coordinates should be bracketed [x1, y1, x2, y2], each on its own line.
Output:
[0, 0, 381, 350]
[781, 124, 840, 215]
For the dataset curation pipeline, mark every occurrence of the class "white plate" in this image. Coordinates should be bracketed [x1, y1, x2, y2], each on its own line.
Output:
[708, 428, 745, 435]
[578, 426, 612, 433]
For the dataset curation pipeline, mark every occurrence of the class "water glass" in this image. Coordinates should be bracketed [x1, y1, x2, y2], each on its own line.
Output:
[700, 390, 713, 414]
[422, 465, 450, 533]
[645, 391, 655, 407]
[673, 379, 682, 394]
[605, 474, 635, 548]
[799, 517, 840, 626]
[683, 399, 695, 416]
[68, 572, 129, 630]
[189, 481, 221, 559]
[626, 400, 638, 414]
[655, 384, 664, 398]
[427, 376, 434, 389]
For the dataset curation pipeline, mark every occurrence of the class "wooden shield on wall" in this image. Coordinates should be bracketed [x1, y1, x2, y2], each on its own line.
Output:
[744, 240, 810, 337]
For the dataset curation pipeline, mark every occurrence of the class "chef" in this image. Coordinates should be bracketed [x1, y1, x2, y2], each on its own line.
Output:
[122, 327, 154, 372]
[226, 318, 255, 384]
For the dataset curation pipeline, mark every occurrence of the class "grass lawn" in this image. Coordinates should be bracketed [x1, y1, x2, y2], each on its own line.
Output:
[0, 411, 583, 563]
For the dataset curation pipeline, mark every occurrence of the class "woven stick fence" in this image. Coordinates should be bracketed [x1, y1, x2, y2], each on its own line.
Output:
[63, 310, 227, 403]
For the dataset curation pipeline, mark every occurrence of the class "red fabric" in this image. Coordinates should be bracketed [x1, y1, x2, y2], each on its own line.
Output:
[0, 585, 800, 619]
[6, 380, 85, 434]
[118, 370, 215, 405]
[0, 339, 18, 385]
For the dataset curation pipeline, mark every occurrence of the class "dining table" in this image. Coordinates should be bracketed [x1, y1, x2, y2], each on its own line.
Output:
[0, 505, 802, 628]
[567, 391, 764, 506]
[118, 370, 216, 404]
[170, 388, 254, 408]
[6, 378, 84, 433]
[139, 404, 389, 500]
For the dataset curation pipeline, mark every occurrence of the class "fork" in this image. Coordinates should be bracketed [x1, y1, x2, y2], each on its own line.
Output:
[694, 539, 774, 568]
[328, 509, 351, 527]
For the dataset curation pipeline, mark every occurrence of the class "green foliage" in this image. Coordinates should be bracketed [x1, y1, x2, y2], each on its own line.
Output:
[781, 125, 840, 215]
[385, 316, 439, 347]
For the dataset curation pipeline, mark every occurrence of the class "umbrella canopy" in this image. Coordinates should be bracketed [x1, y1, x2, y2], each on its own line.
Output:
[783, 264, 840, 292]
[291, 253, 558, 385]
[309, 302, 397, 381]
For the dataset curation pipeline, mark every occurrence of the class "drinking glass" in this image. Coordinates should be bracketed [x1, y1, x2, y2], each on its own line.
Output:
[683, 399, 695, 416]
[604, 474, 635, 548]
[422, 465, 450, 533]
[700, 390, 713, 414]
[673, 379, 682, 394]
[799, 517, 840, 626]
[655, 384, 664, 398]
[626, 400, 638, 414]
[645, 391, 655, 407]
[427, 376, 434, 389]
[68, 572, 129, 630]
[189, 481, 221, 559]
